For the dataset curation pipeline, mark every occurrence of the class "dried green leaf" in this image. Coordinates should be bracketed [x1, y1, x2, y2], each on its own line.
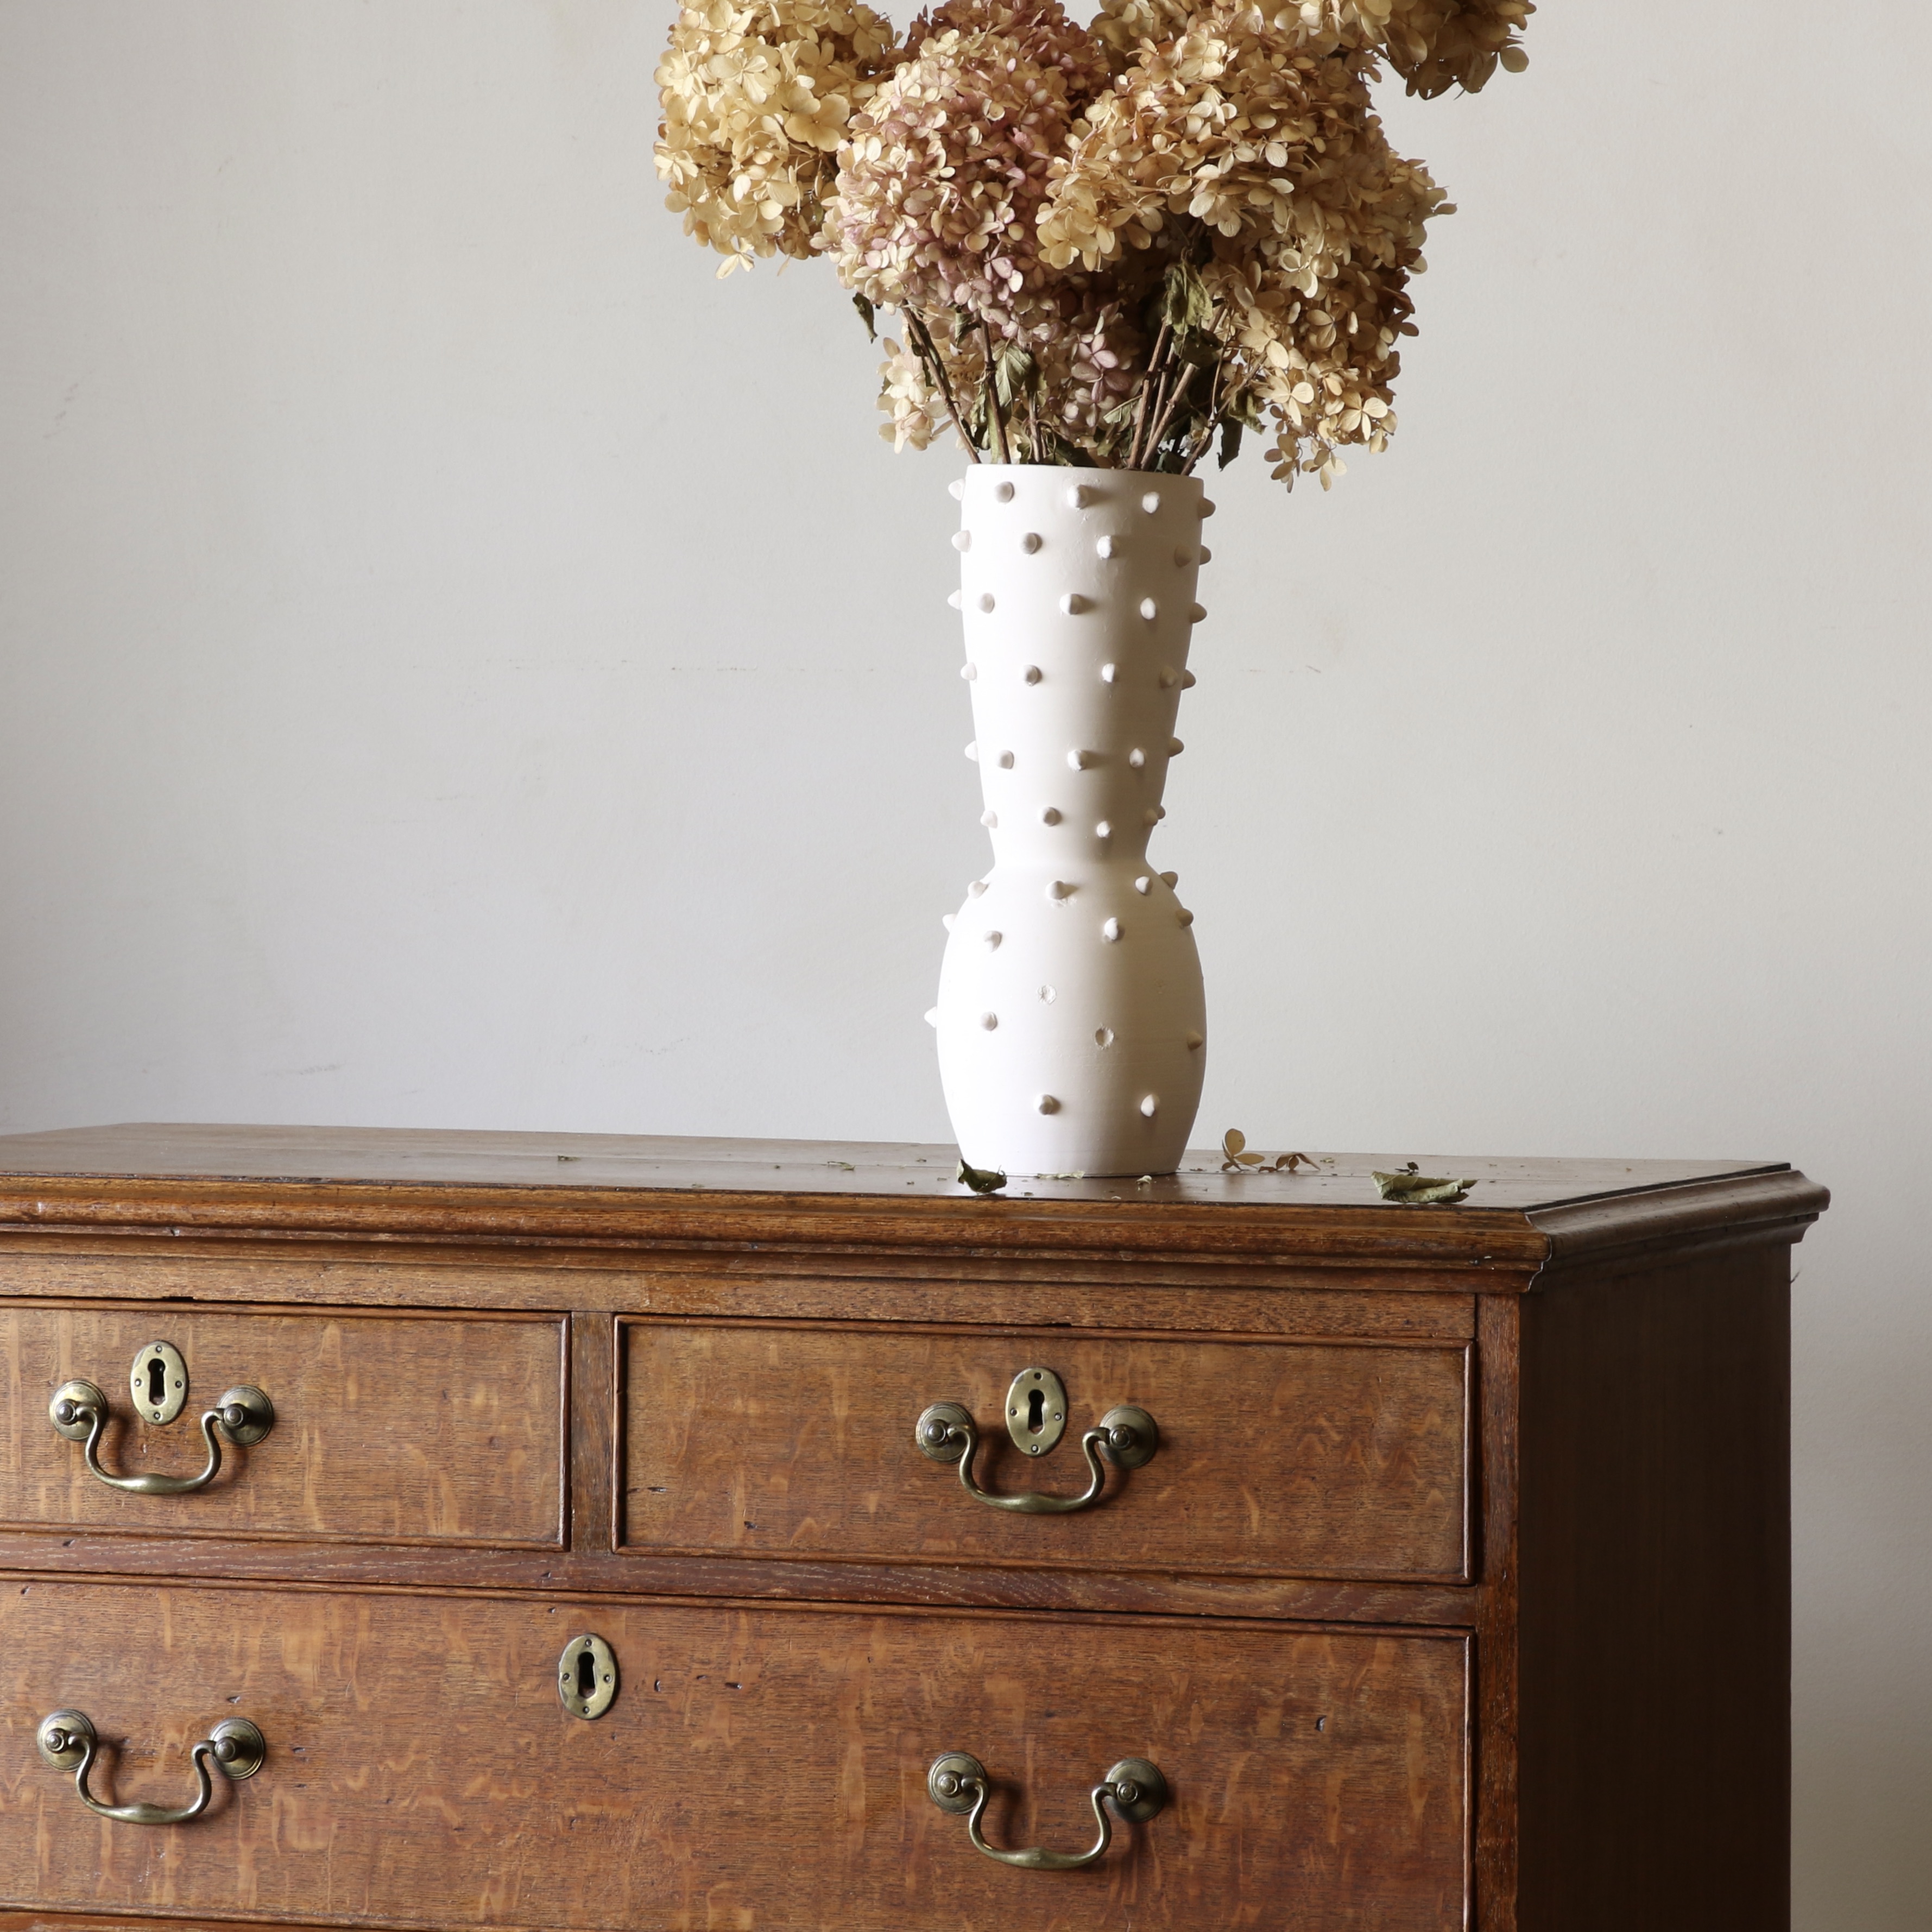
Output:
[1176, 329, 1222, 368]
[956, 1158, 1008, 1195]
[1217, 419, 1243, 470]
[993, 342, 1037, 409]
[1371, 1163, 1476, 1205]
[851, 293, 876, 342]
[1158, 259, 1215, 336]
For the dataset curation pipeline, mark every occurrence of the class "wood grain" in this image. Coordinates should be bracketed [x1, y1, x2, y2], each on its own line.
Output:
[0, 1121, 1777, 1210]
[0, 1249, 1482, 1334]
[621, 1319, 1469, 1581]
[0, 1125, 1825, 1278]
[0, 1305, 564, 1548]
[1472, 1293, 1521, 1932]
[0, 1580, 1469, 1932]
[0, 1129, 1828, 1932]
[0, 1538, 1479, 1628]
[1514, 1247, 1791, 1932]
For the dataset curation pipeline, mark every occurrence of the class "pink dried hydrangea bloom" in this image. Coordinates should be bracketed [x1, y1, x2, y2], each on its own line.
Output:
[826, 0, 1110, 340]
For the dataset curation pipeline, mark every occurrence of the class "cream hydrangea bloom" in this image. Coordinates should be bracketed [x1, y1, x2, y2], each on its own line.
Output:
[656, 0, 900, 273]
[1310, 0, 1534, 97]
[877, 336, 950, 449]
[1089, 0, 1199, 68]
[1098, 0, 1534, 95]
[1038, 4, 1443, 482]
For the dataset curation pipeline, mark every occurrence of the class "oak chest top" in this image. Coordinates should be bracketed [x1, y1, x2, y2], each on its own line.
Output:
[0, 1122, 1824, 1284]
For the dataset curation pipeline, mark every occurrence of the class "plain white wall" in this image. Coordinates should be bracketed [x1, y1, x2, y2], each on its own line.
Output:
[1, 1, 1926, 1919]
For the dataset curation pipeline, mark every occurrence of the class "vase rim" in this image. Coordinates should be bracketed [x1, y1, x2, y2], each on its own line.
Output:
[961, 461, 1203, 485]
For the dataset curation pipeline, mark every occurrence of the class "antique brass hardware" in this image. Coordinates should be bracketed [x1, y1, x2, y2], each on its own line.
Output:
[1005, 1366, 1068, 1456]
[37, 1709, 266, 1825]
[926, 1751, 1168, 1870]
[914, 1377, 1157, 1514]
[49, 1375, 274, 1495]
[557, 1633, 618, 1719]
[130, 1341, 190, 1426]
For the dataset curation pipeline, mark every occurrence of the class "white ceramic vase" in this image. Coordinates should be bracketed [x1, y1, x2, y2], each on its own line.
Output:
[931, 462, 1210, 1176]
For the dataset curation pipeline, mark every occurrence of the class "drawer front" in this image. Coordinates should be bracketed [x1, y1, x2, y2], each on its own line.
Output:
[622, 1320, 1468, 1581]
[0, 1580, 1467, 1931]
[0, 1304, 563, 1546]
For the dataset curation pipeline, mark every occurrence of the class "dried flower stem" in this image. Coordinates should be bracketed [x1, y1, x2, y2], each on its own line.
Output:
[1126, 320, 1171, 472]
[1142, 361, 1201, 468]
[1180, 353, 1234, 473]
[979, 320, 1012, 465]
[1135, 343, 1181, 471]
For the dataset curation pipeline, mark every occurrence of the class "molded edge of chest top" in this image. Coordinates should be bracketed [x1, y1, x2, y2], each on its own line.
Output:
[0, 1127, 1828, 1282]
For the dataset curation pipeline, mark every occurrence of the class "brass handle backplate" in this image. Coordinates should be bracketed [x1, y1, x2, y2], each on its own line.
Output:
[915, 1367, 1156, 1514]
[927, 1751, 1168, 1870]
[37, 1709, 266, 1826]
[50, 1373, 274, 1496]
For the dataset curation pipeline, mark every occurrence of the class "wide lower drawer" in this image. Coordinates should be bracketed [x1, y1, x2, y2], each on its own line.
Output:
[622, 1319, 1469, 1581]
[0, 1304, 564, 1546]
[0, 1579, 1467, 1931]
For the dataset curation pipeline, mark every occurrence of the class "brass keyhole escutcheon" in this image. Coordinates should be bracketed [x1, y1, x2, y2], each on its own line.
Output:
[558, 1634, 618, 1720]
[130, 1342, 190, 1427]
[1005, 1367, 1067, 1457]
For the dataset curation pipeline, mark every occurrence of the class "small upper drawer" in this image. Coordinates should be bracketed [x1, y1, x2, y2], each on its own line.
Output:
[620, 1319, 1468, 1582]
[0, 1302, 563, 1546]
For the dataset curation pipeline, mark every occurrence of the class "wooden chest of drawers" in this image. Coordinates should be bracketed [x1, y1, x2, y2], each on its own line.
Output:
[0, 1127, 1826, 1931]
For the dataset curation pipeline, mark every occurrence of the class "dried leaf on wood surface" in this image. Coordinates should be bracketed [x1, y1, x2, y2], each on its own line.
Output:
[1222, 1129, 1320, 1173]
[1371, 1161, 1476, 1205]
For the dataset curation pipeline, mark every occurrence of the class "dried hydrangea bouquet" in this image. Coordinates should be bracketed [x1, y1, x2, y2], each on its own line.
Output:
[658, 0, 1531, 1175]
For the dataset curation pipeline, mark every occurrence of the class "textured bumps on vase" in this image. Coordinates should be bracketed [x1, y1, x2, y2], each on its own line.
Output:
[933, 464, 1209, 1176]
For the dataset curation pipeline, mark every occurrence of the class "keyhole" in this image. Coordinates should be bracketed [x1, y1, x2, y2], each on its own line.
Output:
[1027, 1388, 1045, 1435]
[576, 1649, 597, 1701]
[146, 1358, 167, 1406]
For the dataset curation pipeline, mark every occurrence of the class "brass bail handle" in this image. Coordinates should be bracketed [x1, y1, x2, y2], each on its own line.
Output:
[914, 1366, 1156, 1514]
[37, 1709, 266, 1826]
[927, 1752, 1169, 1871]
[49, 1376, 275, 1497]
